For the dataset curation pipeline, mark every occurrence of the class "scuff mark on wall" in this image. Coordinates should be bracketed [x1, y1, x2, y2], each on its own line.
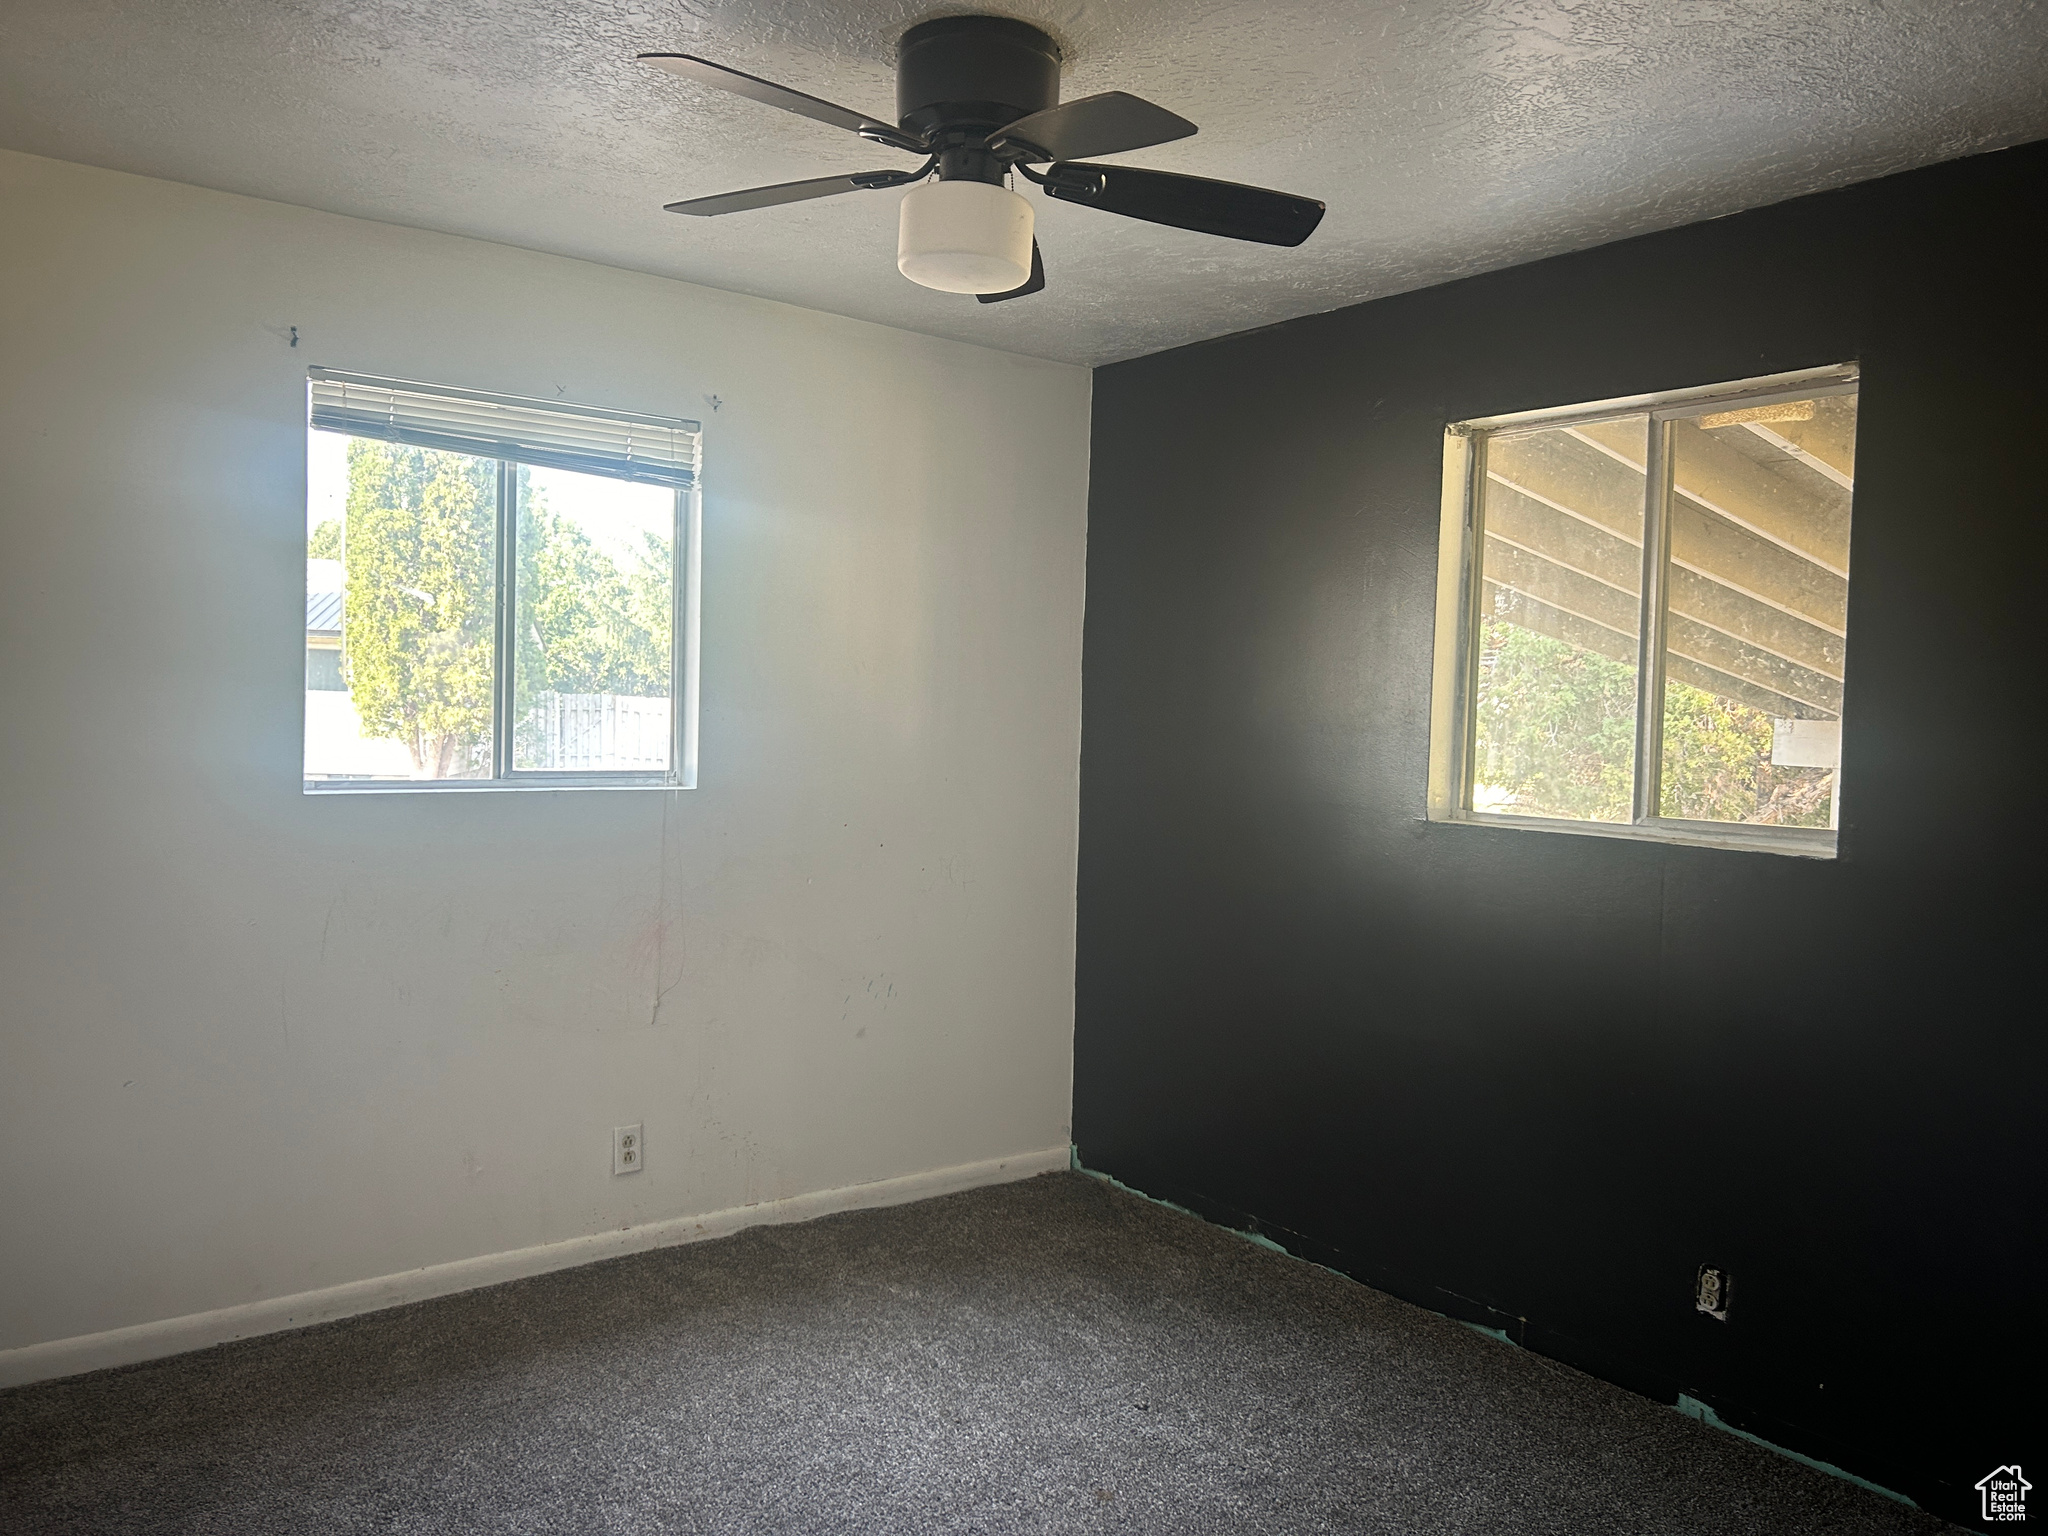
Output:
[1674, 1395, 1916, 1508]
[839, 973, 896, 1025]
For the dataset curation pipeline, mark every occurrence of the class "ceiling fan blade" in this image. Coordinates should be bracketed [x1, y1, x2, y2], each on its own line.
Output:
[638, 54, 925, 152]
[664, 168, 920, 217]
[1042, 162, 1324, 247]
[989, 92, 1196, 163]
[977, 240, 1046, 303]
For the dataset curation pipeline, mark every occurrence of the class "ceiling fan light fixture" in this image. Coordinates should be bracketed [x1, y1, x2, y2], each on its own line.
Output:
[897, 179, 1034, 294]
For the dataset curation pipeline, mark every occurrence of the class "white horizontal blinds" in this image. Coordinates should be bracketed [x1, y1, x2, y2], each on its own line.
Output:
[308, 369, 701, 489]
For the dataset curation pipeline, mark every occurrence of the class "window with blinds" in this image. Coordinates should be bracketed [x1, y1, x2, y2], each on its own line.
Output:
[308, 370, 701, 489]
[1428, 366, 1856, 856]
[303, 371, 701, 791]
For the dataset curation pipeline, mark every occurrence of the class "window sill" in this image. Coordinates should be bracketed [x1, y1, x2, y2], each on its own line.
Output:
[304, 776, 686, 794]
[1427, 809, 1836, 859]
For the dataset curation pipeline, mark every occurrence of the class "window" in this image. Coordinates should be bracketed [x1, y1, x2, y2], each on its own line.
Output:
[1427, 365, 1857, 857]
[303, 370, 702, 790]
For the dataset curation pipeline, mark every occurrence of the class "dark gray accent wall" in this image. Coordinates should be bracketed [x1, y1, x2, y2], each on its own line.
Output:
[1074, 141, 2043, 1528]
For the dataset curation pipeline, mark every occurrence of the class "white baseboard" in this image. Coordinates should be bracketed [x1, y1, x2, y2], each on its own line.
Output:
[0, 1144, 1071, 1391]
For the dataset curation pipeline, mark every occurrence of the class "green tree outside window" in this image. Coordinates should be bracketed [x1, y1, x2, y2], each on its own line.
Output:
[329, 440, 674, 778]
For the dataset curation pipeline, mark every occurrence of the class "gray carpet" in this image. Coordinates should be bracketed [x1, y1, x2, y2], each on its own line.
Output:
[0, 1171, 1948, 1534]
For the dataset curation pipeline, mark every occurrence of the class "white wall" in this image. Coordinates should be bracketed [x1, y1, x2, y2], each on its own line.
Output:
[0, 150, 1089, 1359]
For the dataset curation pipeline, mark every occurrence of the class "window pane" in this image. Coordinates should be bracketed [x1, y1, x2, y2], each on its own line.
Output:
[1472, 415, 1649, 821]
[510, 466, 674, 773]
[1657, 391, 1854, 827]
[304, 432, 498, 782]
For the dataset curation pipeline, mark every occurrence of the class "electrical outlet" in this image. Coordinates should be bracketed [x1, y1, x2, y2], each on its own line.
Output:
[1695, 1264, 1731, 1321]
[613, 1123, 644, 1176]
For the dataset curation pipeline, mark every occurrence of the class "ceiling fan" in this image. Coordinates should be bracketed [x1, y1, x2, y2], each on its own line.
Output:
[638, 15, 1325, 302]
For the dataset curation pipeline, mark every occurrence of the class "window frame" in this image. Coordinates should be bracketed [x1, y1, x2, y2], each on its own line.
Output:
[302, 382, 702, 795]
[1426, 363, 1857, 858]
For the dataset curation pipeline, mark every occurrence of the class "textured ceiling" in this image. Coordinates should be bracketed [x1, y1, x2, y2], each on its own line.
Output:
[4, 1, 2046, 366]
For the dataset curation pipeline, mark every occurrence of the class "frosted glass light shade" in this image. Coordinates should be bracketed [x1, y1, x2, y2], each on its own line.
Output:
[897, 180, 1034, 295]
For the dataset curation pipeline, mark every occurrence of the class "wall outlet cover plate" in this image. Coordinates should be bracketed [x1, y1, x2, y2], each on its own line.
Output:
[1695, 1264, 1731, 1321]
[613, 1123, 644, 1176]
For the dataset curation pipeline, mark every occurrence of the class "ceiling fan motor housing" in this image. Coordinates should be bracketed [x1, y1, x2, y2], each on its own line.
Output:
[896, 16, 1061, 155]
